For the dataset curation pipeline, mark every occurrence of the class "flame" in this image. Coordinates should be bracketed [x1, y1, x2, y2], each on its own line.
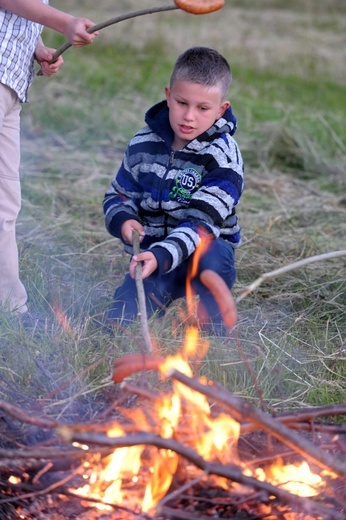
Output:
[8, 475, 21, 485]
[185, 230, 213, 317]
[250, 458, 324, 497]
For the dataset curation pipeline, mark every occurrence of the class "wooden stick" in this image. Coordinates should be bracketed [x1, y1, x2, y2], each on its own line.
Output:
[0, 398, 58, 429]
[132, 230, 153, 353]
[236, 249, 346, 303]
[38, 1, 224, 69]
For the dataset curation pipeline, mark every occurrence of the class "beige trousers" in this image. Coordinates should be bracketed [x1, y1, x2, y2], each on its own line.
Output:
[0, 83, 28, 314]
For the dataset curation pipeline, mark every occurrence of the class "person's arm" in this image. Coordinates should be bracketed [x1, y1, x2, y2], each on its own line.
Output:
[0, 0, 98, 46]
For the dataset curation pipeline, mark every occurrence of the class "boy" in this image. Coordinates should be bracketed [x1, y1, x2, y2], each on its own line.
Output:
[103, 46, 244, 333]
[0, 1, 97, 318]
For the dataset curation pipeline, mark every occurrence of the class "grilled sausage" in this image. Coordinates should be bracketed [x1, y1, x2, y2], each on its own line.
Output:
[200, 269, 238, 328]
[174, 0, 224, 14]
[113, 353, 162, 383]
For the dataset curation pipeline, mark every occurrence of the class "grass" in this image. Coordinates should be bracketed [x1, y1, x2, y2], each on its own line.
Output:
[0, 0, 345, 420]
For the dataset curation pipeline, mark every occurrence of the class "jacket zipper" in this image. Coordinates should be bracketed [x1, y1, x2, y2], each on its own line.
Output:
[170, 149, 175, 165]
[161, 149, 175, 234]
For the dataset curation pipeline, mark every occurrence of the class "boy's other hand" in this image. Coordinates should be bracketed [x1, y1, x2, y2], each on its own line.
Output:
[129, 252, 158, 280]
[121, 220, 145, 245]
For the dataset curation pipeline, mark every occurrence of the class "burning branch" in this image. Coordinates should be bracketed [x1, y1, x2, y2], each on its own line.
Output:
[167, 369, 346, 479]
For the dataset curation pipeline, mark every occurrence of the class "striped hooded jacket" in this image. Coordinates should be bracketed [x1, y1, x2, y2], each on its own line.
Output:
[103, 100, 244, 275]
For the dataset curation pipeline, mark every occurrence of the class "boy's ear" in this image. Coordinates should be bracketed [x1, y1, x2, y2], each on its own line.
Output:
[219, 100, 230, 117]
[165, 85, 170, 103]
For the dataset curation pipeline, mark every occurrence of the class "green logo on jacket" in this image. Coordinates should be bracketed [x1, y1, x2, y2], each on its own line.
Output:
[169, 168, 201, 204]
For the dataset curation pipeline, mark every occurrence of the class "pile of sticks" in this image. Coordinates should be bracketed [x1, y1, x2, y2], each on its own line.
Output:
[0, 369, 346, 519]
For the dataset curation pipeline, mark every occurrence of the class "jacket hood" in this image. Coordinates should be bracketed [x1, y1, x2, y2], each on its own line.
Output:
[144, 100, 237, 147]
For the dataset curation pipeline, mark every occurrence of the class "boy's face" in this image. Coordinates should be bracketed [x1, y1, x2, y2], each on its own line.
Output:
[165, 80, 230, 150]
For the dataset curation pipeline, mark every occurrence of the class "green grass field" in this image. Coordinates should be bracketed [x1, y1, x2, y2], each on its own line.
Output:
[1, 0, 345, 415]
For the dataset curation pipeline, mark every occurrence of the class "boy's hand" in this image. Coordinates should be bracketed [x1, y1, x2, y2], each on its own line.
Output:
[35, 44, 64, 76]
[121, 220, 145, 245]
[129, 252, 158, 280]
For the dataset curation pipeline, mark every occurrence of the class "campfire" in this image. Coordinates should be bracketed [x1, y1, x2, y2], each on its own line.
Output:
[1, 319, 346, 519]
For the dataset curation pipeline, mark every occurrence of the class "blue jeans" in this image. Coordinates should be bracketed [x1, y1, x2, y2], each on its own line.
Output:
[108, 238, 236, 326]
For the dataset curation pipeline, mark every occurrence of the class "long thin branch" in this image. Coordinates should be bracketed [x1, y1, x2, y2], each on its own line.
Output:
[120, 381, 346, 433]
[236, 249, 346, 303]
